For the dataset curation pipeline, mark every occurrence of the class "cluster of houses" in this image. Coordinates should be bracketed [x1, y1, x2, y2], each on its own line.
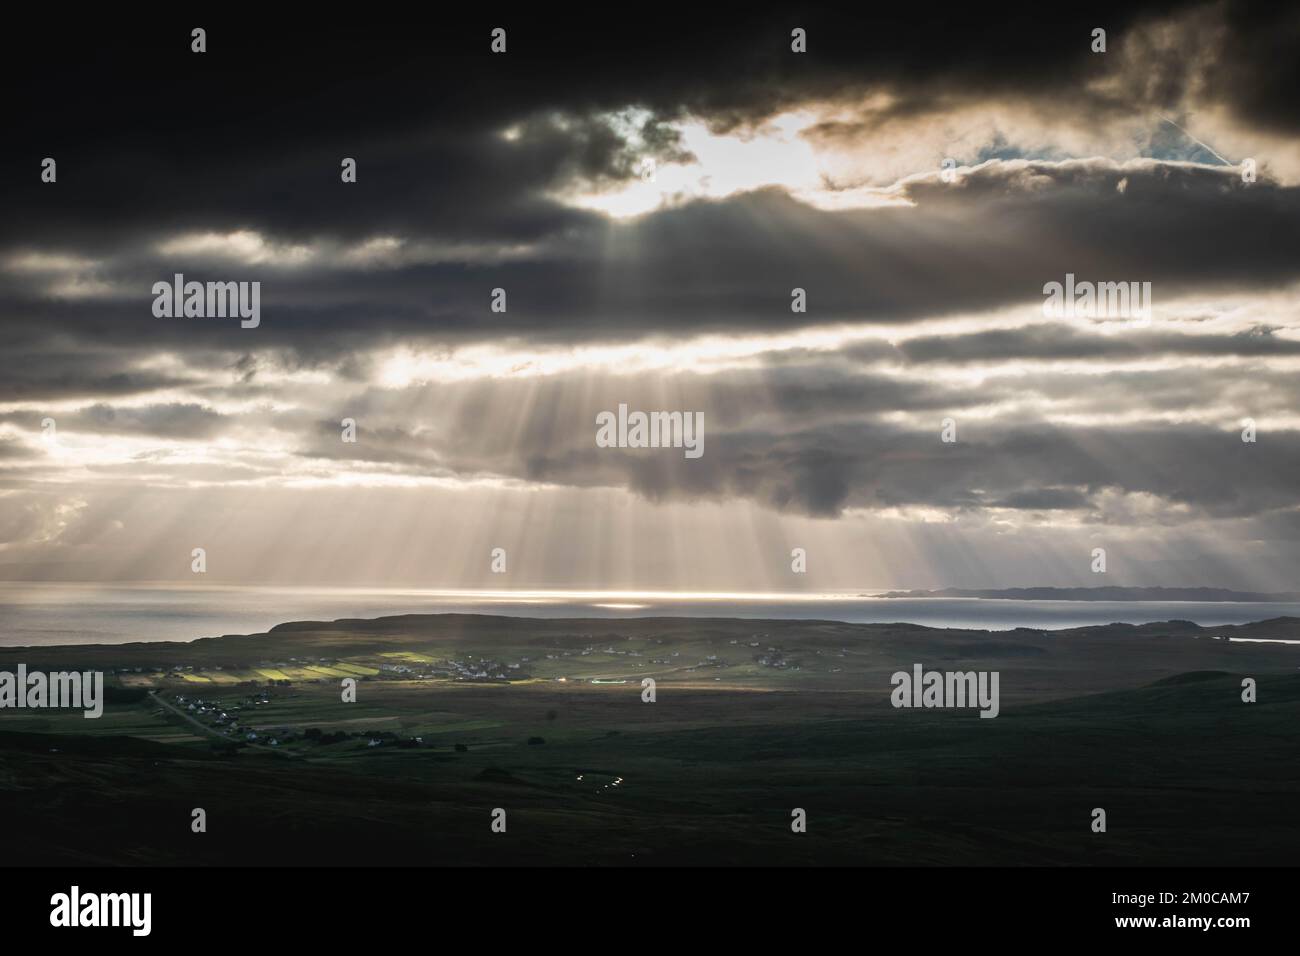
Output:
[163, 691, 439, 753]
[378, 661, 438, 678]
[167, 691, 283, 744]
[578, 646, 643, 658]
[751, 648, 802, 670]
[369, 654, 540, 682]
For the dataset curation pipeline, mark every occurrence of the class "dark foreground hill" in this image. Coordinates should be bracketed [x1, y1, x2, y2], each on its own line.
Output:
[1, 671, 1298, 865]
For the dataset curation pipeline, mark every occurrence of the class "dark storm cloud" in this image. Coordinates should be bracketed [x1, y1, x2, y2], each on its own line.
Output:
[1, 1, 1298, 551]
[65, 403, 227, 439]
[276, 360, 1297, 521]
[425, 415, 1300, 520]
[1202, 1, 1300, 134]
[0, 348, 199, 401]
[3, 160, 1298, 364]
[566, 421, 1300, 520]
[0, 2, 1296, 373]
[895, 323, 1300, 363]
[3, 2, 1295, 246]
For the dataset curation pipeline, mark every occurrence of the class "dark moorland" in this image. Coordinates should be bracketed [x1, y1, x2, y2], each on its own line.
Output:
[2, 614, 1298, 865]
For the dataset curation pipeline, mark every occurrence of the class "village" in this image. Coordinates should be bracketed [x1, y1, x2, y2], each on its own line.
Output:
[104, 628, 849, 704]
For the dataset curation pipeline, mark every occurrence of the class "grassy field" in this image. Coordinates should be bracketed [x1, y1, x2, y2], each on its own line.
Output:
[1, 614, 1298, 865]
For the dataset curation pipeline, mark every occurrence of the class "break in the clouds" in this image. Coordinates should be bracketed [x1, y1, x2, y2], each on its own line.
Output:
[1, 2, 1299, 590]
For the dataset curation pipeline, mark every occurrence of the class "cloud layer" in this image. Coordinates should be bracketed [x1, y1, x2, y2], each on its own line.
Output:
[2, 2, 1298, 589]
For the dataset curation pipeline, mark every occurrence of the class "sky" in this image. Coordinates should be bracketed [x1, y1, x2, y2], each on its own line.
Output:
[1, 3, 1299, 591]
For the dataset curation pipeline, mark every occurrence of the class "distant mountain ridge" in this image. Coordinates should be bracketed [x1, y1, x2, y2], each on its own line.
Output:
[876, 586, 1300, 602]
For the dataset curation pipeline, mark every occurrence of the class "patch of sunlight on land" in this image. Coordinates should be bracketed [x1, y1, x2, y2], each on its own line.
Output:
[169, 662, 385, 684]
[202, 672, 244, 684]
[301, 665, 354, 678]
[333, 663, 380, 675]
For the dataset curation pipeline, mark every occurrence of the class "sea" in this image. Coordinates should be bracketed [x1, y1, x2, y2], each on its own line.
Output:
[1, 582, 1298, 647]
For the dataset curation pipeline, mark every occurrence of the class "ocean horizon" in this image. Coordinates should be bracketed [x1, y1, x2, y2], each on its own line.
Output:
[2, 582, 1298, 647]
